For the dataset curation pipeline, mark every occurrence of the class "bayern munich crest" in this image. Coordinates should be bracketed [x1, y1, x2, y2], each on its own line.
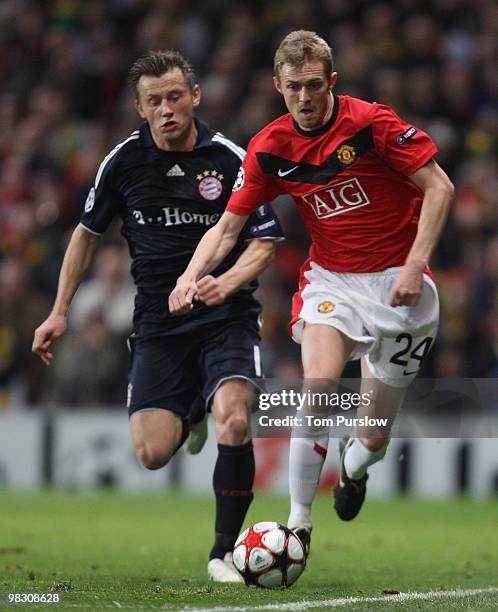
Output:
[197, 169, 223, 200]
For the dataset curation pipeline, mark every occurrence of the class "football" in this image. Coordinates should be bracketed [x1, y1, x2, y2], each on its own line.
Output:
[232, 521, 306, 588]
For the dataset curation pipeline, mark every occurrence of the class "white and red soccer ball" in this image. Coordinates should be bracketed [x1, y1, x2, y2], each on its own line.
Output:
[232, 521, 306, 588]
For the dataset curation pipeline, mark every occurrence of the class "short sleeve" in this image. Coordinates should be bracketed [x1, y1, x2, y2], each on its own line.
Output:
[79, 155, 122, 234]
[240, 204, 284, 241]
[372, 104, 438, 176]
[227, 139, 282, 216]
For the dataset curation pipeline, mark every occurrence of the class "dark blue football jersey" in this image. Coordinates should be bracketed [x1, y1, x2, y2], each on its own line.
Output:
[80, 119, 283, 337]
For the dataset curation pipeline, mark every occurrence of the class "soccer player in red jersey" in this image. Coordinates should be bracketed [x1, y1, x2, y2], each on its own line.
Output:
[169, 31, 454, 553]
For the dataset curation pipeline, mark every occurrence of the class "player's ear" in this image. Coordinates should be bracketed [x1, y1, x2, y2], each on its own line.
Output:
[134, 98, 146, 119]
[273, 76, 283, 95]
[328, 72, 338, 91]
[192, 84, 201, 108]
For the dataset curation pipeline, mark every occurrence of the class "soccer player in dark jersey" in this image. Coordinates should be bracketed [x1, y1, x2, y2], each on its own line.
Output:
[32, 50, 283, 582]
[169, 31, 454, 556]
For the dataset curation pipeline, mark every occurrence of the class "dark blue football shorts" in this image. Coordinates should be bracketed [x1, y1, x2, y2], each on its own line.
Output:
[127, 320, 262, 417]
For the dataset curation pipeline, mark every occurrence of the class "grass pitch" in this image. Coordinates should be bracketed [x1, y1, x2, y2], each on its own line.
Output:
[1, 492, 497, 611]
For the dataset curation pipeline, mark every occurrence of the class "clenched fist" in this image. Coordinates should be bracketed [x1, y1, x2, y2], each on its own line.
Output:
[168, 276, 198, 315]
[196, 275, 227, 306]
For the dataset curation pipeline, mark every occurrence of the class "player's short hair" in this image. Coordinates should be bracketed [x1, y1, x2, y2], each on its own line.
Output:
[274, 31, 334, 79]
[128, 50, 195, 99]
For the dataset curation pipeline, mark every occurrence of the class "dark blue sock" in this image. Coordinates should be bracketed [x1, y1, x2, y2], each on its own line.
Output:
[210, 440, 255, 560]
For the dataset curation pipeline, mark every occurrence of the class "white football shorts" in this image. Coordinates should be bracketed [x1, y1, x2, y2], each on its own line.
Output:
[289, 261, 439, 388]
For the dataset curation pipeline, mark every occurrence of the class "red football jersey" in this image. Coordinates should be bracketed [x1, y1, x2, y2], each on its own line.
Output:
[227, 95, 438, 272]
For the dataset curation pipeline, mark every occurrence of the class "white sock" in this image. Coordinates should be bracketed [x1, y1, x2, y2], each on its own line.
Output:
[344, 438, 388, 480]
[288, 436, 329, 530]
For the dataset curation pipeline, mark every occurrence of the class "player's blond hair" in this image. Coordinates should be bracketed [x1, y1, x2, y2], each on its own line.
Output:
[274, 31, 334, 79]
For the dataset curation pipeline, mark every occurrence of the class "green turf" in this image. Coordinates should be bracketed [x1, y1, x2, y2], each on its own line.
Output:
[1, 492, 497, 611]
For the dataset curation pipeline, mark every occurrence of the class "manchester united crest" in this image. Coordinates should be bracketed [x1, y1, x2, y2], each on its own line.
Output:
[196, 169, 224, 200]
[337, 144, 356, 165]
[317, 300, 335, 314]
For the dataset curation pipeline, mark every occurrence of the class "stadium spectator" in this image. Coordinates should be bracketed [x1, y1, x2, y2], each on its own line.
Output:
[41, 308, 127, 406]
[0, 257, 49, 407]
[70, 243, 135, 337]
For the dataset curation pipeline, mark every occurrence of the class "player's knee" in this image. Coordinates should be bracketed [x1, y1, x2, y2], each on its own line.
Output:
[136, 443, 172, 470]
[300, 378, 337, 412]
[303, 366, 335, 380]
[302, 362, 339, 386]
[360, 437, 389, 454]
[218, 413, 249, 445]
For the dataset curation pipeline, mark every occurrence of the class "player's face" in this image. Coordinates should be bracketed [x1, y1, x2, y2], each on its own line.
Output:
[274, 60, 337, 131]
[135, 69, 201, 151]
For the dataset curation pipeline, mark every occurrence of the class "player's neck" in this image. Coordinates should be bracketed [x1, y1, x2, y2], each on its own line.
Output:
[153, 122, 198, 152]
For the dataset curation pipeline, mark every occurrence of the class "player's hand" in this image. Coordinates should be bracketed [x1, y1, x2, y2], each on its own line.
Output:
[389, 261, 425, 307]
[169, 276, 198, 315]
[32, 314, 67, 366]
[196, 275, 227, 306]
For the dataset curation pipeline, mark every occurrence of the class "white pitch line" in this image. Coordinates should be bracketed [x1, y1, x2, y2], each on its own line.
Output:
[57, 587, 498, 611]
[174, 587, 498, 612]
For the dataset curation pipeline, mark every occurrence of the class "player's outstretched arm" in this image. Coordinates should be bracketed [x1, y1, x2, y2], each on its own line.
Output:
[169, 211, 248, 314]
[196, 239, 275, 306]
[32, 224, 101, 365]
[390, 160, 454, 307]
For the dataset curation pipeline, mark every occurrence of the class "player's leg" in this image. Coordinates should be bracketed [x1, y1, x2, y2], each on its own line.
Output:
[199, 321, 260, 582]
[354, 357, 404, 467]
[334, 358, 405, 521]
[208, 379, 254, 582]
[334, 270, 439, 520]
[288, 323, 355, 546]
[286, 261, 373, 544]
[131, 409, 185, 469]
[127, 335, 194, 470]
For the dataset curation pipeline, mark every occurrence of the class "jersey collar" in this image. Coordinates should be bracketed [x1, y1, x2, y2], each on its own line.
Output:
[194, 118, 216, 149]
[292, 94, 339, 137]
[140, 121, 156, 148]
[139, 118, 215, 151]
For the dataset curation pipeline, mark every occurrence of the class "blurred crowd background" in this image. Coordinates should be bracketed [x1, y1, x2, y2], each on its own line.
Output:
[0, 0, 496, 409]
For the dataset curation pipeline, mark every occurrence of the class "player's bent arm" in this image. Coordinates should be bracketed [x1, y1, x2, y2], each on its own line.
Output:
[51, 224, 101, 316]
[405, 160, 454, 269]
[196, 239, 276, 306]
[390, 161, 454, 307]
[169, 211, 248, 314]
[32, 224, 101, 365]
